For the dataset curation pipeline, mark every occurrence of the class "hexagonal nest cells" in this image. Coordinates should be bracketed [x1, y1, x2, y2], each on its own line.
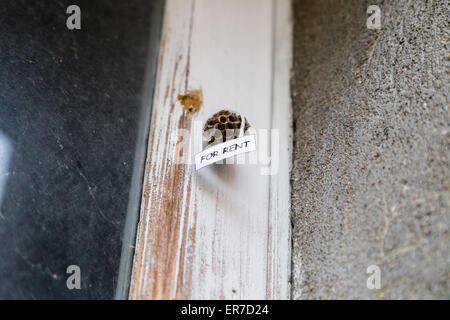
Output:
[203, 110, 250, 146]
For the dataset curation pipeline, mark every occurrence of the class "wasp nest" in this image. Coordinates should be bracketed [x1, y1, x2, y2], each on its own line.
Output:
[203, 110, 250, 146]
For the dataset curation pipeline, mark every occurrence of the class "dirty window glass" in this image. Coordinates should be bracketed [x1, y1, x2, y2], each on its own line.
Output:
[0, 0, 163, 299]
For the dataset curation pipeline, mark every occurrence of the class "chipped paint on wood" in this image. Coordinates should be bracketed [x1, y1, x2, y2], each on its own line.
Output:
[129, 0, 292, 300]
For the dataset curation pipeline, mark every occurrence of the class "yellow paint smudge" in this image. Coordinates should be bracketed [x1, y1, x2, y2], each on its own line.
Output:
[177, 89, 203, 114]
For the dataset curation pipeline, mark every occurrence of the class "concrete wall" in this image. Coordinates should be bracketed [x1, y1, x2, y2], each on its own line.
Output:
[290, 0, 448, 299]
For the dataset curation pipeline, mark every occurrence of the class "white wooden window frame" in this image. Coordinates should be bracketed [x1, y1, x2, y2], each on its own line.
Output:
[128, 0, 292, 300]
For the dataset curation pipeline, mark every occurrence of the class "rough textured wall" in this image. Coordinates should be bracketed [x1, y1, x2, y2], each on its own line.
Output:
[291, 0, 449, 299]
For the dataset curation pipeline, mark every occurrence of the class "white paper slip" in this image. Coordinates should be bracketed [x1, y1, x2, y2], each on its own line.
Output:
[195, 135, 256, 171]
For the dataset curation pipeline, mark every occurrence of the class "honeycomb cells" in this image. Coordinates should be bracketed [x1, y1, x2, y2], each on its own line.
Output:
[203, 110, 250, 146]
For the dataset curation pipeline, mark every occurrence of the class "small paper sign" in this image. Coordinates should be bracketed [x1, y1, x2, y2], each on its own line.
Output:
[195, 135, 256, 170]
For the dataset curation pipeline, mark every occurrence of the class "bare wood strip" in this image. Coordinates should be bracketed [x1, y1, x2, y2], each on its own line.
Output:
[267, 0, 293, 300]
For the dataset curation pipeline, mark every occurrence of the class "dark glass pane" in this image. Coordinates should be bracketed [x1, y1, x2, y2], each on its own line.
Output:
[0, 0, 163, 299]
